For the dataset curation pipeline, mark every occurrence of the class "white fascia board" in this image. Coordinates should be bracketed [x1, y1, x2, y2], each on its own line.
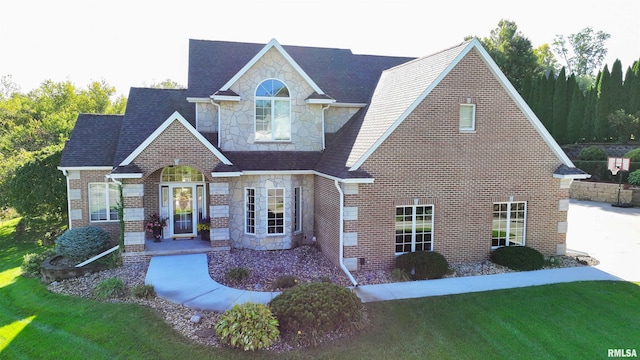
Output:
[211, 95, 241, 102]
[305, 98, 336, 105]
[470, 39, 574, 167]
[348, 43, 474, 171]
[313, 171, 375, 184]
[331, 102, 368, 108]
[106, 173, 143, 179]
[219, 38, 325, 95]
[186, 97, 210, 103]
[57, 166, 113, 171]
[211, 172, 242, 178]
[119, 111, 232, 166]
[553, 173, 591, 179]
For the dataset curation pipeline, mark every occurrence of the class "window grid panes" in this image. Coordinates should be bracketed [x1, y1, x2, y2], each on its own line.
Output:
[395, 205, 433, 254]
[492, 202, 526, 247]
[267, 188, 285, 235]
[255, 79, 290, 141]
[89, 183, 120, 222]
[161, 166, 204, 182]
[459, 104, 475, 131]
[245, 188, 255, 234]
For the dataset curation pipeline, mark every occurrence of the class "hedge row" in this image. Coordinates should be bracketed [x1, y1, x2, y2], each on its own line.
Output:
[572, 160, 640, 183]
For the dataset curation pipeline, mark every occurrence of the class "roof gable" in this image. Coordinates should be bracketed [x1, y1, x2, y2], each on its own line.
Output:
[186, 38, 414, 103]
[220, 39, 325, 96]
[346, 39, 575, 171]
[120, 111, 230, 166]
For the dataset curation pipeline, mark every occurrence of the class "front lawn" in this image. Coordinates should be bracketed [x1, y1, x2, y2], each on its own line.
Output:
[1, 218, 638, 359]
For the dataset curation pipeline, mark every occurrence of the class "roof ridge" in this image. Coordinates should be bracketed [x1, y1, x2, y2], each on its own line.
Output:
[384, 40, 471, 72]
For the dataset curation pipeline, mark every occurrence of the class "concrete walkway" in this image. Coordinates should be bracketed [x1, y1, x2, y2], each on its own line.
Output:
[145, 200, 638, 312]
[145, 253, 620, 312]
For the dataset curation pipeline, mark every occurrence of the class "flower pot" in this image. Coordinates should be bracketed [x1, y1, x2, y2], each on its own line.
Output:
[152, 227, 162, 242]
[200, 230, 210, 241]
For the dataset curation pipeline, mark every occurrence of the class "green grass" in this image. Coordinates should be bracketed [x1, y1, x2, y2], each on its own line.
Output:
[1, 218, 639, 359]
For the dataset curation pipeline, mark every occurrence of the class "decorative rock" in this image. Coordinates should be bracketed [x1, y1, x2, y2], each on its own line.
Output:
[190, 314, 202, 323]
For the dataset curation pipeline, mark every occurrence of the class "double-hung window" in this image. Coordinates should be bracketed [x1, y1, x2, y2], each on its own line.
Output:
[255, 79, 291, 141]
[267, 188, 285, 235]
[395, 205, 434, 254]
[89, 183, 120, 222]
[459, 103, 476, 131]
[492, 202, 527, 248]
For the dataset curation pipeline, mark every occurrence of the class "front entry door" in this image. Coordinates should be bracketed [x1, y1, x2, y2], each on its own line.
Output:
[171, 186, 196, 237]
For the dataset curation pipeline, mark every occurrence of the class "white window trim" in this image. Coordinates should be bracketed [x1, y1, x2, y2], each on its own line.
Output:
[266, 187, 285, 236]
[88, 182, 120, 222]
[254, 78, 292, 142]
[459, 103, 476, 132]
[491, 201, 527, 249]
[394, 204, 435, 255]
[293, 186, 302, 234]
[245, 187, 256, 235]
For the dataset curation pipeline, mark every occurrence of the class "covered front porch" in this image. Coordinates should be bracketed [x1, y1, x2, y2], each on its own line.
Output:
[121, 235, 230, 263]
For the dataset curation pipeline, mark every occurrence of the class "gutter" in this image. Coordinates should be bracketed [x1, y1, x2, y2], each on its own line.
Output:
[60, 168, 73, 230]
[334, 179, 359, 286]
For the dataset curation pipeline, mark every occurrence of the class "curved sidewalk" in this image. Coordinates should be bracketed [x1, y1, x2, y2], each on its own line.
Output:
[145, 253, 621, 312]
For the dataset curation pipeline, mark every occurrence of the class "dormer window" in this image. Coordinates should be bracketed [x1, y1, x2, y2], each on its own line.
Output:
[255, 79, 291, 141]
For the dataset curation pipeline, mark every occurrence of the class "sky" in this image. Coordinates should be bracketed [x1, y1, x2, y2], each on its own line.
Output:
[1, 0, 639, 97]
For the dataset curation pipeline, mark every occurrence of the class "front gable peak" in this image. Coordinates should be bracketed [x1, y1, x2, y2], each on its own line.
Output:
[119, 111, 231, 167]
[218, 38, 326, 97]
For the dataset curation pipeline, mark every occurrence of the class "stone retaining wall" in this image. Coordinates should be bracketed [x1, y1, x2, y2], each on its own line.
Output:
[570, 180, 636, 204]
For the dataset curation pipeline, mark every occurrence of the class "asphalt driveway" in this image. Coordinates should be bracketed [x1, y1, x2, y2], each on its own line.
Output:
[567, 199, 640, 281]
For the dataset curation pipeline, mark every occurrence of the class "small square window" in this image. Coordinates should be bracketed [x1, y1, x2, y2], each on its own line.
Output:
[459, 104, 476, 131]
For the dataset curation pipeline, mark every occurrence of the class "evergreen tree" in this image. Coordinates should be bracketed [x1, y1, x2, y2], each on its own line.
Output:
[595, 66, 612, 140]
[566, 75, 584, 143]
[609, 59, 625, 114]
[539, 71, 556, 133]
[582, 85, 597, 141]
[552, 68, 568, 143]
[627, 59, 640, 115]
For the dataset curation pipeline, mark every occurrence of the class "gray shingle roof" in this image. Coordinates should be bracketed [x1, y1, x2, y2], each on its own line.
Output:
[345, 41, 470, 168]
[113, 88, 195, 166]
[59, 114, 123, 167]
[187, 39, 414, 103]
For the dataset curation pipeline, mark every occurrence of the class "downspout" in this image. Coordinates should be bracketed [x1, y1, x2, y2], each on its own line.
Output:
[335, 179, 359, 286]
[61, 169, 72, 230]
[210, 100, 222, 148]
[321, 105, 331, 150]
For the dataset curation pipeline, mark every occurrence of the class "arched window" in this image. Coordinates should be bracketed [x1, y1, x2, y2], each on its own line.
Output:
[255, 79, 291, 141]
[161, 166, 204, 182]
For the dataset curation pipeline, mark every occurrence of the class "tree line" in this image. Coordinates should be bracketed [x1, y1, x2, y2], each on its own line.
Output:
[472, 20, 640, 145]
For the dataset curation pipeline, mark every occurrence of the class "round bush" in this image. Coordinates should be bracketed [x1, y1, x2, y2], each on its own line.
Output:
[215, 302, 280, 351]
[21, 248, 56, 277]
[490, 246, 545, 271]
[395, 251, 449, 280]
[270, 282, 363, 334]
[628, 169, 640, 186]
[577, 146, 608, 161]
[55, 226, 112, 261]
[623, 148, 640, 162]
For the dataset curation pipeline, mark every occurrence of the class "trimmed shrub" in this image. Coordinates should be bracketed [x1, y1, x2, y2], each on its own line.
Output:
[395, 251, 449, 280]
[624, 148, 640, 162]
[55, 226, 111, 261]
[21, 248, 56, 277]
[577, 146, 608, 161]
[490, 246, 545, 271]
[131, 284, 156, 299]
[272, 275, 298, 289]
[215, 302, 280, 351]
[93, 277, 126, 300]
[270, 282, 363, 334]
[225, 267, 250, 283]
[628, 169, 640, 186]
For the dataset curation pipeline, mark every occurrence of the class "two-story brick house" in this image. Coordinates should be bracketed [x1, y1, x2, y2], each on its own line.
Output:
[59, 38, 588, 283]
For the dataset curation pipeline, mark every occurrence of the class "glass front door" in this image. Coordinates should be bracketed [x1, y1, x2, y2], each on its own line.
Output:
[172, 186, 195, 236]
